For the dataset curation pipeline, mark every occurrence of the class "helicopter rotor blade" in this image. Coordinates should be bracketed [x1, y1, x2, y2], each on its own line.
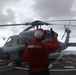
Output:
[0, 24, 75, 26]
[0, 20, 76, 32]
[0, 21, 76, 27]
[61, 21, 71, 40]
[61, 25, 66, 39]
[46, 19, 76, 22]
[0, 23, 32, 27]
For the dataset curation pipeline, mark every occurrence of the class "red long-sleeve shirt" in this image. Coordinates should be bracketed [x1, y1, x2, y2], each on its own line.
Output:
[22, 36, 60, 72]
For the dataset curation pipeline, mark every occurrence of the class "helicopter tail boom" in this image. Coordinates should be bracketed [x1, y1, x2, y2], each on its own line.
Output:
[68, 43, 76, 46]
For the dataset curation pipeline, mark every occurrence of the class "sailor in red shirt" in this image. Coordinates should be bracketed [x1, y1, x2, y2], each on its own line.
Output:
[22, 29, 60, 75]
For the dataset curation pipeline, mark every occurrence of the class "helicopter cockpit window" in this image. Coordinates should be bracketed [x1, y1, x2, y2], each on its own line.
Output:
[6, 37, 12, 43]
[18, 36, 28, 45]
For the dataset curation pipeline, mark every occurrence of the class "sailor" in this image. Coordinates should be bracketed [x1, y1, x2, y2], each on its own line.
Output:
[22, 28, 60, 75]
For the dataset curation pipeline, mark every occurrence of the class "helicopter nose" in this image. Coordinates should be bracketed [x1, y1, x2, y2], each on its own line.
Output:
[0, 47, 3, 54]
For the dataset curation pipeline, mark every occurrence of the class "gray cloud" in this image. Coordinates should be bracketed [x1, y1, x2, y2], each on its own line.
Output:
[0, 0, 16, 25]
[32, 0, 76, 40]
[33, 0, 75, 19]
[0, 8, 16, 24]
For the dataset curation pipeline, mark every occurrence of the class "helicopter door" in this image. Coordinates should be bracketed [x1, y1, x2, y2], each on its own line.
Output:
[18, 35, 29, 57]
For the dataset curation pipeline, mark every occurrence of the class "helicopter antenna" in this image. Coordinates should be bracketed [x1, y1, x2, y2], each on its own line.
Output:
[61, 21, 71, 39]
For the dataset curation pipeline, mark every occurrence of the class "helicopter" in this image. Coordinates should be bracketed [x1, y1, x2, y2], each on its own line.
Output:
[0, 20, 76, 66]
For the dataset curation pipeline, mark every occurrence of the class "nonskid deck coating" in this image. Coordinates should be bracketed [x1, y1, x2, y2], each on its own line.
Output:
[0, 68, 76, 75]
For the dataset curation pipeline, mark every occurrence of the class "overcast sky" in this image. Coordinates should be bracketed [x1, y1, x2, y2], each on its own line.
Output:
[0, 0, 76, 51]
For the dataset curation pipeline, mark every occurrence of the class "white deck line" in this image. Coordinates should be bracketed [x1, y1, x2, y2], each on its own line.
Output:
[14, 67, 76, 71]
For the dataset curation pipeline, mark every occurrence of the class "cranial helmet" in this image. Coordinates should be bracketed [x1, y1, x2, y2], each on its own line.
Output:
[34, 29, 45, 40]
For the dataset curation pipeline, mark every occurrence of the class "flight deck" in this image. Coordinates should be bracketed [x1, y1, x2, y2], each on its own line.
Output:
[0, 55, 76, 75]
[0, 63, 76, 75]
[0, 65, 76, 75]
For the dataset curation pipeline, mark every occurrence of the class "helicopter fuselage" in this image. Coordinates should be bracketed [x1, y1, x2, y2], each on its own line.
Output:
[0, 30, 61, 61]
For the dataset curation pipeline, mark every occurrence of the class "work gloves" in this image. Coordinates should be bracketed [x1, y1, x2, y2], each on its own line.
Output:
[51, 28, 58, 37]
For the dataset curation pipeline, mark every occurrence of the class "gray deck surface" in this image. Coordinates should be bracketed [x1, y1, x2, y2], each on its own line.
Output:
[0, 68, 76, 75]
[0, 68, 28, 75]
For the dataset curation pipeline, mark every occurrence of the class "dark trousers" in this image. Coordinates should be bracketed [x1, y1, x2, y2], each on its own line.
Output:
[28, 70, 50, 75]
